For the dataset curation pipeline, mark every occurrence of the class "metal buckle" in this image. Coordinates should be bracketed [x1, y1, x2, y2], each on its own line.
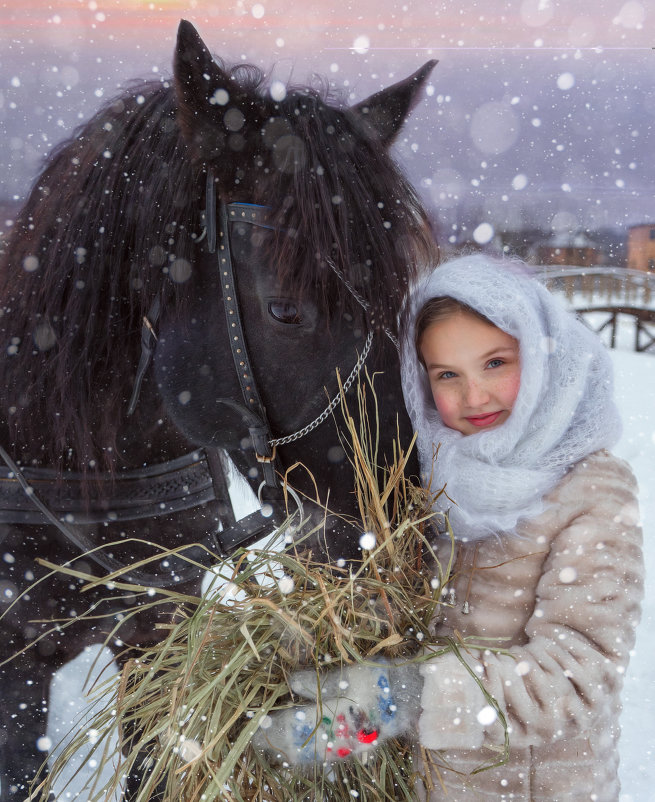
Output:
[255, 445, 277, 464]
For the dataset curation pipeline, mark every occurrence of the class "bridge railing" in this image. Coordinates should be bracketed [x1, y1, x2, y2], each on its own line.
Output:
[536, 265, 655, 309]
[535, 266, 655, 354]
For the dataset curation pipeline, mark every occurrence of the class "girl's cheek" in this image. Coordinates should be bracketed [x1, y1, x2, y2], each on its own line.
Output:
[491, 368, 521, 407]
[432, 389, 457, 422]
[506, 370, 522, 406]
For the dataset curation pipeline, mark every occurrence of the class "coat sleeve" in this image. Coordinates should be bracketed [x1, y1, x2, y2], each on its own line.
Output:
[418, 454, 644, 751]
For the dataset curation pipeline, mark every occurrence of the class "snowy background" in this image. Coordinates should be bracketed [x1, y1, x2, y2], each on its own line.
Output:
[612, 353, 655, 802]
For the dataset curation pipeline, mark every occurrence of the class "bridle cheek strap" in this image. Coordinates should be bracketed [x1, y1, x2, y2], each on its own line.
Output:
[216, 196, 279, 489]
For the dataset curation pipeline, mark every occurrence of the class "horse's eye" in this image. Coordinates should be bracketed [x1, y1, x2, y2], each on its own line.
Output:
[268, 300, 302, 325]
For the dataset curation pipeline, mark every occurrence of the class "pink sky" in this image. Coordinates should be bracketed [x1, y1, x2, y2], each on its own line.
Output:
[1, 0, 651, 58]
[2, 0, 653, 216]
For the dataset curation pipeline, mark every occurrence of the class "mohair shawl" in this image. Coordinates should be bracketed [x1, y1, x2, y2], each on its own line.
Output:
[400, 254, 622, 541]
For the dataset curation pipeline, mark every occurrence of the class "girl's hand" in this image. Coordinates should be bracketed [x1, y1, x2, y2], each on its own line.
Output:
[251, 660, 422, 765]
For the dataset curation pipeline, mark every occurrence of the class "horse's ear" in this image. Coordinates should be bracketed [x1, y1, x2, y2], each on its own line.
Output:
[352, 60, 437, 147]
[174, 20, 253, 159]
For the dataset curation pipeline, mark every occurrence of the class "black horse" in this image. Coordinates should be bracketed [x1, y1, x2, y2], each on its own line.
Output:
[0, 20, 437, 798]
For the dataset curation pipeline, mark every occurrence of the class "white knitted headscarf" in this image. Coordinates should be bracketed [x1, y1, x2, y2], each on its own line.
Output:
[400, 254, 622, 541]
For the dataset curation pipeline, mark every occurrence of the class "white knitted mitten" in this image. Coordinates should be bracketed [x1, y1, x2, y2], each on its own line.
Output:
[252, 659, 422, 765]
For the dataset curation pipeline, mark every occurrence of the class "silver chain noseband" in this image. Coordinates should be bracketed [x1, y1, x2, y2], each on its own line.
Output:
[269, 329, 374, 447]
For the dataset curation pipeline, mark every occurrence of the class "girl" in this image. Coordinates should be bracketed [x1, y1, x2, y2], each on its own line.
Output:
[255, 254, 644, 802]
[398, 254, 644, 800]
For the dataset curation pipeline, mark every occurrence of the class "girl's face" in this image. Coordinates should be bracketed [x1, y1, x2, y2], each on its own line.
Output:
[419, 310, 521, 436]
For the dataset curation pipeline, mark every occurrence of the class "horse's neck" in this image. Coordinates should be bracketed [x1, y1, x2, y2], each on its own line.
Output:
[11, 370, 193, 472]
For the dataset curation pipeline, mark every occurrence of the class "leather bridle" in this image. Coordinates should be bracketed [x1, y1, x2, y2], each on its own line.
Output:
[0, 178, 376, 585]
[207, 188, 375, 490]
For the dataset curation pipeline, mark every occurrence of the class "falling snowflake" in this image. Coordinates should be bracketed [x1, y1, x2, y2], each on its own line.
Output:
[473, 222, 494, 245]
[359, 531, 376, 550]
[476, 705, 497, 726]
[352, 35, 370, 55]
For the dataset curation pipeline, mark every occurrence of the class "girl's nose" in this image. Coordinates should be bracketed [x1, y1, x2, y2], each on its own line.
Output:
[464, 380, 489, 407]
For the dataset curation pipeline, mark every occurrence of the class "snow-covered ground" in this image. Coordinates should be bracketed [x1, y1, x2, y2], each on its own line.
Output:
[610, 349, 655, 802]
[40, 317, 655, 801]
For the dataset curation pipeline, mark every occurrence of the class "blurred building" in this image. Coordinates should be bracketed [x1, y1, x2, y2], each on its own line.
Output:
[532, 230, 604, 267]
[627, 223, 655, 272]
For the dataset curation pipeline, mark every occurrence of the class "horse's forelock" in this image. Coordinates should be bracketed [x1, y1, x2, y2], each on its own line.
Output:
[173, 58, 434, 336]
[264, 90, 435, 336]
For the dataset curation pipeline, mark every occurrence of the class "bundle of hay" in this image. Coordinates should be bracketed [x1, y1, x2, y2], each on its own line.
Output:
[35, 379, 507, 802]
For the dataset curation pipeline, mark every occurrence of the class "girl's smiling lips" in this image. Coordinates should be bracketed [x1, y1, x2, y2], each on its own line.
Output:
[465, 411, 503, 427]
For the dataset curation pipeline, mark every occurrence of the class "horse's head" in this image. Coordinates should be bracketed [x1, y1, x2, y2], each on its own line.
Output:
[153, 21, 437, 532]
[0, 19, 436, 551]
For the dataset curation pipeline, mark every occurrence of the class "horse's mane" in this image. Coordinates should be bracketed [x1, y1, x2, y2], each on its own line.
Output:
[0, 79, 196, 468]
[0, 60, 435, 470]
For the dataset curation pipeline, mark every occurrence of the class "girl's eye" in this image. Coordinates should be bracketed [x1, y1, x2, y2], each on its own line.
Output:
[438, 370, 456, 380]
[487, 358, 504, 369]
[268, 300, 303, 325]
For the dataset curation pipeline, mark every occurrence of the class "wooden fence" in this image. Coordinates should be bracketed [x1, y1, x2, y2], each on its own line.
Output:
[538, 266, 655, 308]
[537, 266, 655, 355]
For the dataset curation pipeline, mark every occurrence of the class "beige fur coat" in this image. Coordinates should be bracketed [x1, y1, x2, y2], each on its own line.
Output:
[417, 451, 644, 801]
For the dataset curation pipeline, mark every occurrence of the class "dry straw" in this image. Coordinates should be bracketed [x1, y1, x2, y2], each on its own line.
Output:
[32, 374, 508, 801]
